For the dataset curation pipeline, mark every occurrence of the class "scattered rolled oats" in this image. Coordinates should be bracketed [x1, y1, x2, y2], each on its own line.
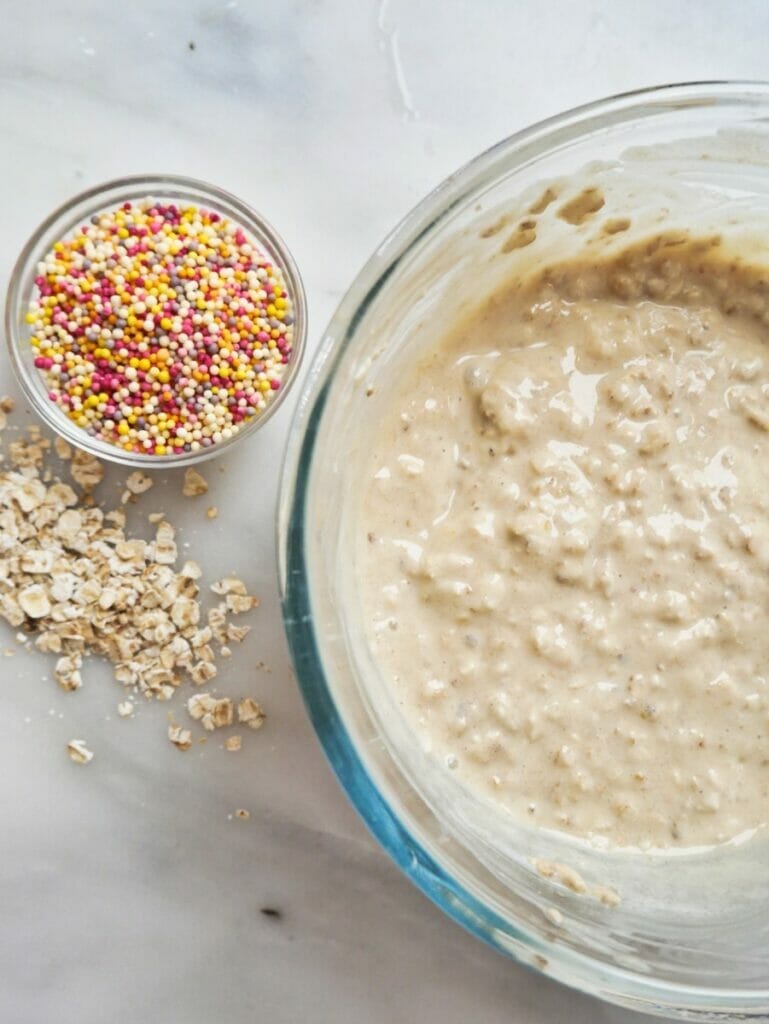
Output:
[224, 735, 242, 752]
[206, 506, 218, 520]
[0, 411, 266, 763]
[238, 697, 265, 731]
[0, 461, 256, 702]
[168, 723, 192, 751]
[182, 468, 208, 497]
[67, 739, 93, 764]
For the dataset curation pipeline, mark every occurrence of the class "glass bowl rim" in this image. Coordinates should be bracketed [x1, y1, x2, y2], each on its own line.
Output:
[279, 80, 769, 1017]
[4, 172, 307, 469]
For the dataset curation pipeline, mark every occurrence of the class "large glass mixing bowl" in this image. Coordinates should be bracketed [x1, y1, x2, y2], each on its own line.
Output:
[279, 82, 769, 1019]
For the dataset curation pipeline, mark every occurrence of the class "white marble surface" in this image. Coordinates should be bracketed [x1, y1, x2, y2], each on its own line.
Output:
[1, 3, 767, 1022]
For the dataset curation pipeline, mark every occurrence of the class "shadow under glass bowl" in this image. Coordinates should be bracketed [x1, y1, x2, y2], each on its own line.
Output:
[5, 174, 306, 468]
[280, 82, 769, 1020]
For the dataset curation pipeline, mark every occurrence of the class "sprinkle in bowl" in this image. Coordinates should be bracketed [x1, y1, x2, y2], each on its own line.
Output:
[5, 174, 306, 468]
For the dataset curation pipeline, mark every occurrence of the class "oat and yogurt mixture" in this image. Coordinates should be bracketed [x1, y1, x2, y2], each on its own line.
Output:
[363, 236, 769, 849]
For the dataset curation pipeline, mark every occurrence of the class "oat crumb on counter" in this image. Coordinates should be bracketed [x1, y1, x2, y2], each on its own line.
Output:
[67, 739, 93, 764]
[0, 408, 265, 769]
[55, 654, 82, 691]
[182, 468, 208, 497]
[168, 723, 193, 751]
[238, 697, 265, 731]
[187, 693, 233, 730]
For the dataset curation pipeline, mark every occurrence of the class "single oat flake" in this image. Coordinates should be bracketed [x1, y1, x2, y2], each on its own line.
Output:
[238, 697, 265, 731]
[182, 468, 208, 497]
[67, 739, 93, 764]
[168, 723, 193, 751]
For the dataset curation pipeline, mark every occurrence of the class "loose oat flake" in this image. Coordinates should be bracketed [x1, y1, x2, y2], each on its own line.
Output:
[182, 468, 208, 497]
[168, 723, 193, 751]
[67, 739, 93, 764]
[238, 697, 265, 731]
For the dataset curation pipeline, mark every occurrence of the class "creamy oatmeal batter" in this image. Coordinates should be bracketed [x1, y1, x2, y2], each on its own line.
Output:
[362, 237, 769, 849]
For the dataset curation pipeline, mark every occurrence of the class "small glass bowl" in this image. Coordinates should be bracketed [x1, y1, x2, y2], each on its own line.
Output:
[4, 174, 307, 468]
